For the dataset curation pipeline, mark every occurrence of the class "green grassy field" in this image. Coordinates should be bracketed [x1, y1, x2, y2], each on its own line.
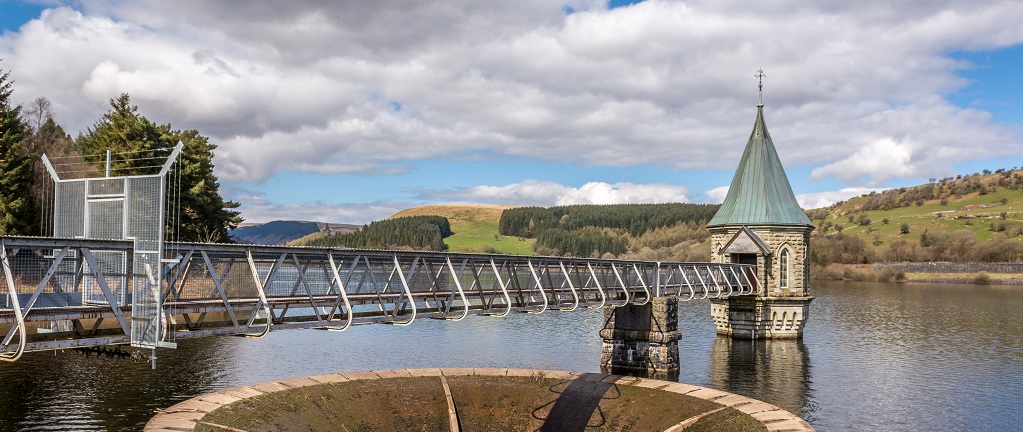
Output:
[291, 170, 1023, 263]
[390, 204, 536, 255]
[825, 188, 1021, 243]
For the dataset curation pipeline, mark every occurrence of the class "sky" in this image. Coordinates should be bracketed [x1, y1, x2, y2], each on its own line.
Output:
[1, 0, 1022, 224]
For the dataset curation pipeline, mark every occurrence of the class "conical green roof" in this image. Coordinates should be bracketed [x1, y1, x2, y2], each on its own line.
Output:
[707, 104, 813, 228]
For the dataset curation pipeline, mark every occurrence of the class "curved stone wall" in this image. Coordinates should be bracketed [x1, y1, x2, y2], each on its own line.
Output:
[146, 368, 814, 432]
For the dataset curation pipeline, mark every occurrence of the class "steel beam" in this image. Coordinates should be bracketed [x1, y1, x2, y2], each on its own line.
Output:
[0, 236, 758, 358]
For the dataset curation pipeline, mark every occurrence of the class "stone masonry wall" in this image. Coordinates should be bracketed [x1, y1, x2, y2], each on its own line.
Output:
[600, 296, 679, 379]
[710, 296, 812, 339]
[709, 224, 814, 339]
[710, 225, 811, 297]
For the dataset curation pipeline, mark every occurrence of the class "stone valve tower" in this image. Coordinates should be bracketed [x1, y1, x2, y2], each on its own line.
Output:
[707, 70, 814, 339]
[599, 72, 814, 380]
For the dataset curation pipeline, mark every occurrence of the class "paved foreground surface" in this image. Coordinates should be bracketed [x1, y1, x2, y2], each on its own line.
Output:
[146, 368, 814, 432]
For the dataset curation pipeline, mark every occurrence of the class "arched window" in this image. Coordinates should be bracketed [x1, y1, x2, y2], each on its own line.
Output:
[779, 248, 790, 290]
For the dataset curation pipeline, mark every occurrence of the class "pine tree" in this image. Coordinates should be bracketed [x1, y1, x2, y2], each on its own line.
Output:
[76, 94, 242, 242]
[168, 129, 241, 242]
[17, 98, 84, 235]
[76, 93, 166, 175]
[0, 67, 36, 235]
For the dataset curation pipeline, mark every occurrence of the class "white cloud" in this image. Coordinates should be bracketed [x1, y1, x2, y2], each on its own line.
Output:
[810, 138, 915, 185]
[1, 0, 1022, 186]
[244, 202, 402, 225]
[428, 180, 571, 206]
[706, 185, 882, 209]
[555, 181, 690, 205]
[796, 187, 885, 210]
[416, 180, 690, 206]
[235, 179, 691, 224]
[807, 99, 1019, 185]
[223, 186, 408, 224]
[235, 199, 407, 225]
[704, 186, 730, 204]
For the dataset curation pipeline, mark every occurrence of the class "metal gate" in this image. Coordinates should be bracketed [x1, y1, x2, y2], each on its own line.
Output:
[43, 144, 182, 350]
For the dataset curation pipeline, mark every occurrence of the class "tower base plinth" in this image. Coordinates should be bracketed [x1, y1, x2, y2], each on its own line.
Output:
[710, 295, 812, 339]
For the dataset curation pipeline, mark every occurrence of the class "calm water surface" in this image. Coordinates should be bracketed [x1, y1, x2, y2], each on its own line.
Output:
[1, 280, 1021, 431]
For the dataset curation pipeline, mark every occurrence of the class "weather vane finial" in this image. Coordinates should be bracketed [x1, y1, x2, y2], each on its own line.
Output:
[755, 68, 765, 107]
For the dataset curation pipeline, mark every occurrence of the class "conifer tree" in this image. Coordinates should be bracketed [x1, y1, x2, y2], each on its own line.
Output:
[0, 67, 36, 235]
[18, 98, 83, 235]
[303, 216, 450, 251]
[76, 93, 242, 242]
[76, 93, 166, 174]
[168, 129, 242, 242]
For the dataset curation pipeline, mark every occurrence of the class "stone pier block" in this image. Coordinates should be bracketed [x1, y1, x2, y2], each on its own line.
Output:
[600, 296, 680, 379]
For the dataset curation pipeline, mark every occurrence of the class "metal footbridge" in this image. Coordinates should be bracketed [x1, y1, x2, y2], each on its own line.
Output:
[2, 143, 759, 363]
[0, 236, 758, 361]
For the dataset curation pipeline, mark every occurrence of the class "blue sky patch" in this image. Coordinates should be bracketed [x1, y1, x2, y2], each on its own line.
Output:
[0, 0, 46, 33]
[608, 0, 644, 9]
[948, 45, 1023, 125]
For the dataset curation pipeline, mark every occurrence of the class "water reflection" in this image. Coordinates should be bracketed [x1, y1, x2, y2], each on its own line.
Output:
[0, 336, 235, 431]
[2, 281, 1022, 431]
[802, 281, 1023, 432]
[707, 337, 813, 421]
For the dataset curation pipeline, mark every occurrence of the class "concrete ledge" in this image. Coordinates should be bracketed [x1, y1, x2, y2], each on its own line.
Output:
[307, 373, 349, 384]
[473, 367, 509, 377]
[145, 369, 814, 432]
[406, 368, 444, 377]
[505, 367, 540, 377]
[373, 369, 412, 379]
[340, 370, 379, 381]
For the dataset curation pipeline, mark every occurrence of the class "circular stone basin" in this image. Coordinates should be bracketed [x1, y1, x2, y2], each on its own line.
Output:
[146, 368, 813, 432]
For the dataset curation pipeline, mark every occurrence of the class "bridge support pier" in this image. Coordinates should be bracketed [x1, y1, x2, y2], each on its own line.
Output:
[710, 295, 812, 339]
[599, 296, 679, 380]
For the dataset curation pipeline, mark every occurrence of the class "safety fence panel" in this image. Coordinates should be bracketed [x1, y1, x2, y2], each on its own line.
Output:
[2, 237, 758, 359]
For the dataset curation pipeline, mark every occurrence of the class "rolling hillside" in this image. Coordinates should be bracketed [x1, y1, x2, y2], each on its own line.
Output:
[808, 168, 1023, 264]
[378, 168, 1023, 265]
[389, 204, 535, 255]
[233, 221, 360, 245]
[387, 203, 716, 260]
[282, 167, 1023, 267]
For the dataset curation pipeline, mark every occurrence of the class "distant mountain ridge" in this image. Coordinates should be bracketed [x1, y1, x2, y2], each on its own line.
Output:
[230, 220, 359, 245]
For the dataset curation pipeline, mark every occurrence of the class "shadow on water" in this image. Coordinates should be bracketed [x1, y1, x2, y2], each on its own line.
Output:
[0, 338, 235, 431]
[3, 281, 1022, 431]
[707, 336, 815, 423]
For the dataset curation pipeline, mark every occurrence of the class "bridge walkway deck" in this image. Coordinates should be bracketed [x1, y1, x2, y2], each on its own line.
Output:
[0, 236, 758, 360]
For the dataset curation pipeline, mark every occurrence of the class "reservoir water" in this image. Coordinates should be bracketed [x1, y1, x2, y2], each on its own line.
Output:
[0, 280, 1021, 431]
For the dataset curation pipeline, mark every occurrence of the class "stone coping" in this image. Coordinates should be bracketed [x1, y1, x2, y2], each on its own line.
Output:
[145, 368, 814, 432]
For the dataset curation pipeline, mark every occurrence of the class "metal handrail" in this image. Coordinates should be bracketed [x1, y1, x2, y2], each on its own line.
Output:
[0, 236, 763, 358]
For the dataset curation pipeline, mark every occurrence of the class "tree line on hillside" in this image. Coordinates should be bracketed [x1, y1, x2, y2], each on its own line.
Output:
[0, 64, 241, 241]
[302, 216, 451, 251]
[811, 231, 1023, 265]
[800, 164, 1023, 268]
[500, 203, 719, 258]
[826, 171, 1023, 213]
[501, 203, 719, 237]
[535, 227, 628, 257]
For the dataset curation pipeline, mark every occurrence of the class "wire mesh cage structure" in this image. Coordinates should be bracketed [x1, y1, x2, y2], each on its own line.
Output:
[41, 143, 183, 350]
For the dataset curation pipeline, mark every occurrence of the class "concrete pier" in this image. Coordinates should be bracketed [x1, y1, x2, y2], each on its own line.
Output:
[599, 296, 680, 379]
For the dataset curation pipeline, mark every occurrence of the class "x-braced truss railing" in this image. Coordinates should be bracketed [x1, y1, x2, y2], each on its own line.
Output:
[0, 236, 759, 359]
